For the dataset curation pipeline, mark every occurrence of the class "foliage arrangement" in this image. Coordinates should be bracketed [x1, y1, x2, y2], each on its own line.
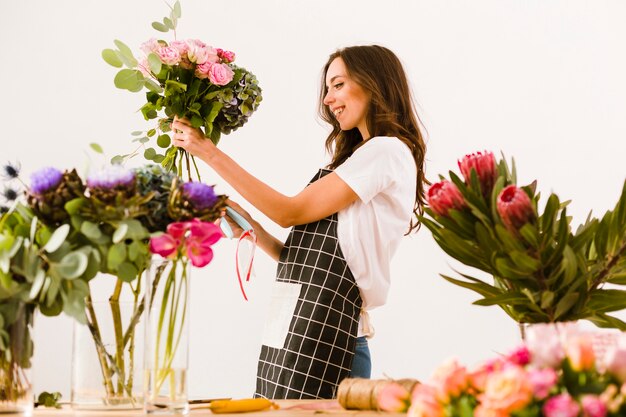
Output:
[378, 323, 626, 417]
[102, 1, 263, 179]
[421, 151, 626, 329]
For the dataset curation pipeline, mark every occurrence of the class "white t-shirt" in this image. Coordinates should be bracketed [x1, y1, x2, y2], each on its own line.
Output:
[334, 136, 417, 335]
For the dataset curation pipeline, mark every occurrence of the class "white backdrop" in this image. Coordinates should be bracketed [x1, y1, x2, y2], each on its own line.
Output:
[2, 0, 626, 400]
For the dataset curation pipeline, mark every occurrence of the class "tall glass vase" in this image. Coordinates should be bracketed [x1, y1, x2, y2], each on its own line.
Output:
[0, 301, 35, 416]
[144, 259, 190, 415]
[71, 299, 144, 410]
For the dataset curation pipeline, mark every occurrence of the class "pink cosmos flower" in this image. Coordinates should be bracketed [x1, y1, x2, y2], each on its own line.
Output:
[427, 180, 466, 217]
[479, 365, 533, 414]
[543, 394, 580, 417]
[497, 185, 535, 230]
[377, 382, 410, 412]
[407, 384, 444, 417]
[458, 151, 498, 196]
[208, 63, 235, 86]
[431, 358, 469, 402]
[566, 334, 596, 372]
[157, 46, 181, 65]
[527, 368, 558, 399]
[581, 395, 608, 417]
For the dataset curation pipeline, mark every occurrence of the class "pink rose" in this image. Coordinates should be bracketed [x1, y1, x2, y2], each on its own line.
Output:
[431, 358, 469, 402]
[208, 63, 235, 86]
[377, 382, 410, 412]
[479, 365, 533, 414]
[527, 368, 558, 399]
[468, 357, 505, 392]
[427, 180, 466, 217]
[604, 335, 626, 382]
[566, 334, 596, 372]
[473, 406, 509, 417]
[407, 384, 444, 417]
[140, 37, 161, 55]
[157, 46, 181, 66]
[217, 48, 236, 63]
[186, 39, 218, 64]
[507, 345, 531, 366]
[525, 324, 565, 369]
[543, 394, 580, 417]
[581, 395, 607, 417]
[170, 40, 189, 56]
[195, 61, 213, 80]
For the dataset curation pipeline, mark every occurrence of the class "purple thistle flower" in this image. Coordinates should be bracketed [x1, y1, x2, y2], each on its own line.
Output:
[87, 165, 135, 190]
[30, 167, 63, 195]
[181, 182, 218, 210]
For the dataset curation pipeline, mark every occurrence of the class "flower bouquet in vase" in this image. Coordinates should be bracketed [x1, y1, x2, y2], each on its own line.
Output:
[102, 1, 262, 180]
[144, 180, 224, 414]
[421, 151, 626, 330]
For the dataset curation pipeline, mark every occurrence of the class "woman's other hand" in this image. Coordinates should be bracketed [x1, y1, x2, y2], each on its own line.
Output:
[222, 199, 256, 239]
[171, 116, 216, 159]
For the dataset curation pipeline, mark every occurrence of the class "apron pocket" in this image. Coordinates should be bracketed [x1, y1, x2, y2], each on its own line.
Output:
[261, 281, 302, 349]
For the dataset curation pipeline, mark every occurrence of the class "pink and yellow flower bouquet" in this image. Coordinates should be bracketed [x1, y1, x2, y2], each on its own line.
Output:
[420, 152, 626, 329]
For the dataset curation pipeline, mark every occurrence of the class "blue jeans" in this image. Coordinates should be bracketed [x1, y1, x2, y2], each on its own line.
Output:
[350, 336, 371, 378]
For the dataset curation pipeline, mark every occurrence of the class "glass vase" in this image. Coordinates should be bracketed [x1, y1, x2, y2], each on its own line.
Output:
[71, 299, 144, 410]
[144, 259, 190, 415]
[0, 301, 35, 416]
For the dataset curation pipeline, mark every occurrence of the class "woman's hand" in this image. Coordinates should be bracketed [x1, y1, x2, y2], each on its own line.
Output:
[222, 199, 256, 239]
[171, 116, 216, 159]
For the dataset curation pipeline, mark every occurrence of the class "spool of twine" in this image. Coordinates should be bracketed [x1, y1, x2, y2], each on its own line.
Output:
[337, 378, 420, 410]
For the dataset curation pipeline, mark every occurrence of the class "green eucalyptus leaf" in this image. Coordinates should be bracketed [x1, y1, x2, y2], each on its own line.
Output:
[112, 223, 129, 244]
[116, 262, 138, 283]
[147, 53, 162, 74]
[107, 243, 127, 270]
[111, 155, 125, 165]
[144, 148, 157, 160]
[43, 224, 70, 253]
[89, 143, 104, 154]
[173, 1, 182, 18]
[131, 130, 144, 136]
[114, 69, 144, 92]
[113, 39, 137, 68]
[157, 134, 171, 148]
[102, 49, 123, 68]
[28, 270, 46, 300]
[152, 21, 169, 32]
[163, 17, 174, 30]
[144, 79, 163, 93]
[147, 129, 157, 137]
[80, 221, 102, 240]
[56, 252, 88, 280]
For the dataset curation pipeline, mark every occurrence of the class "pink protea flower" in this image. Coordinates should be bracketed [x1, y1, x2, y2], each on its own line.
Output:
[543, 393, 580, 417]
[527, 368, 558, 399]
[496, 185, 535, 230]
[377, 382, 410, 412]
[458, 151, 498, 196]
[407, 384, 444, 417]
[427, 180, 466, 217]
[581, 395, 608, 417]
[431, 358, 469, 402]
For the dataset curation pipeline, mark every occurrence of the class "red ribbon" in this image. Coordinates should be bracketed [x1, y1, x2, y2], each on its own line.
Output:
[235, 229, 257, 301]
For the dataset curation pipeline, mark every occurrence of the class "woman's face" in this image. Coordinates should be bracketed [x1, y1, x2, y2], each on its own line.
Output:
[323, 57, 371, 139]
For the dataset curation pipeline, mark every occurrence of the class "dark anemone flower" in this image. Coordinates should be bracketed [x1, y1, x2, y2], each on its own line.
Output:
[87, 165, 135, 190]
[2, 186, 19, 202]
[30, 167, 64, 196]
[181, 182, 218, 210]
[1, 161, 21, 180]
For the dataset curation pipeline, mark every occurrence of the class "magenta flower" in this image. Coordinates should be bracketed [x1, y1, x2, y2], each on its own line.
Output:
[217, 48, 235, 63]
[527, 368, 558, 399]
[167, 222, 189, 240]
[150, 220, 222, 268]
[497, 185, 535, 230]
[427, 180, 466, 217]
[543, 394, 580, 417]
[149, 233, 179, 258]
[581, 395, 607, 417]
[506, 345, 531, 366]
[458, 151, 498, 196]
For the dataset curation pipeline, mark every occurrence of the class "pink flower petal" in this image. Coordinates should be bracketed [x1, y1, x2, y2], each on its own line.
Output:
[149, 234, 179, 258]
[189, 220, 223, 245]
[186, 240, 214, 267]
[167, 221, 190, 240]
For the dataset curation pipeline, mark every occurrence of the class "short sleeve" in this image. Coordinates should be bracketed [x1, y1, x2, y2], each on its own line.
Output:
[334, 137, 410, 204]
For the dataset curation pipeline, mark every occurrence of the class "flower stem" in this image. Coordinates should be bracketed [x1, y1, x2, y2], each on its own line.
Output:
[85, 295, 115, 399]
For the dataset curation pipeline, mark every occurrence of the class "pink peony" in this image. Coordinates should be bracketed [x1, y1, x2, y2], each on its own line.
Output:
[581, 395, 607, 417]
[525, 324, 565, 369]
[377, 382, 410, 412]
[170, 40, 189, 56]
[186, 39, 219, 64]
[604, 336, 626, 383]
[479, 365, 533, 414]
[566, 334, 596, 372]
[543, 394, 580, 417]
[407, 384, 444, 417]
[507, 345, 531, 366]
[427, 180, 466, 217]
[140, 37, 161, 55]
[497, 185, 535, 230]
[208, 63, 235, 86]
[527, 368, 558, 399]
[157, 46, 181, 65]
[431, 358, 469, 402]
[458, 151, 497, 196]
[217, 48, 236, 63]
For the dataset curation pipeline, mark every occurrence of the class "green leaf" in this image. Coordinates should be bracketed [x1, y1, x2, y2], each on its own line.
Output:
[131, 130, 144, 136]
[114, 69, 144, 92]
[554, 292, 580, 319]
[111, 155, 125, 165]
[473, 292, 528, 307]
[147, 53, 162, 75]
[107, 243, 127, 270]
[152, 21, 169, 32]
[157, 134, 171, 148]
[89, 143, 104, 154]
[113, 39, 137, 68]
[509, 250, 541, 274]
[56, 252, 88, 280]
[147, 129, 157, 137]
[144, 79, 163, 93]
[440, 274, 500, 299]
[163, 17, 175, 30]
[144, 147, 157, 160]
[588, 289, 626, 313]
[112, 223, 128, 244]
[43, 224, 70, 253]
[102, 48, 123, 68]
[80, 221, 102, 240]
[173, 1, 182, 18]
[116, 262, 138, 282]
[540, 291, 555, 309]
[29, 270, 46, 300]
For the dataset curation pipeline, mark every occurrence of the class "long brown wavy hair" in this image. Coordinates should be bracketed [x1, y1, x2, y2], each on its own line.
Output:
[319, 45, 428, 233]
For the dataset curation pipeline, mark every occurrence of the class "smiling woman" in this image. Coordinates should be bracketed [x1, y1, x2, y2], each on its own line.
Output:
[170, 44, 427, 399]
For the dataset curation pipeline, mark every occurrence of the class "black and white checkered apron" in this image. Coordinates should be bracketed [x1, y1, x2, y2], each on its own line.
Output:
[255, 169, 363, 399]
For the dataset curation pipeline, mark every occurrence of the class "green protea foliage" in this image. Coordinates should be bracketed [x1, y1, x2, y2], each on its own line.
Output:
[134, 164, 176, 232]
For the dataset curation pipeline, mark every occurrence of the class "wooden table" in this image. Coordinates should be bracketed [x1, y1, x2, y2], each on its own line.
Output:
[33, 400, 403, 416]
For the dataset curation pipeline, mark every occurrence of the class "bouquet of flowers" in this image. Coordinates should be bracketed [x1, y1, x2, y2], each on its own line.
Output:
[421, 151, 626, 329]
[378, 323, 626, 417]
[102, 1, 262, 179]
